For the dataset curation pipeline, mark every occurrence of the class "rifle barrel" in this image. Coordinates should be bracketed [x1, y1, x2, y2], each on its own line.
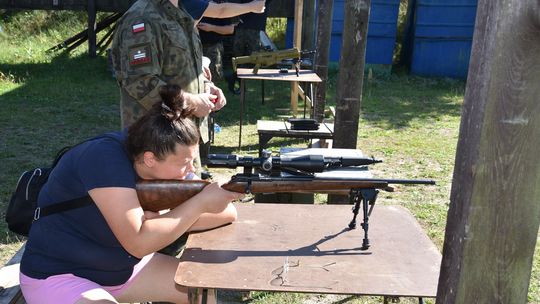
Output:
[315, 177, 436, 185]
[222, 180, 390, 194]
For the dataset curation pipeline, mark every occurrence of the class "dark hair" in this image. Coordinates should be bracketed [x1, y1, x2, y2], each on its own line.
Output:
[126, 84, 200, 161]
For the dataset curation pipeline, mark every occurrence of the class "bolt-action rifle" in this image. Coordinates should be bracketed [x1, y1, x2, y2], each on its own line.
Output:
[232, 48, 314, 76]
[136, 152, 435, 250]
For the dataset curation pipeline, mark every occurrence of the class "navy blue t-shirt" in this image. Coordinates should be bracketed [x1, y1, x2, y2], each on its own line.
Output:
[199, 17, 232, 45]
[20, 131, 140, 286]
[182, 0, 210, 20]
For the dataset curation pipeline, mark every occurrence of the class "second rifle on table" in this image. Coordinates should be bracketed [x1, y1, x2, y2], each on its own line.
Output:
[232, 48, 314, 76]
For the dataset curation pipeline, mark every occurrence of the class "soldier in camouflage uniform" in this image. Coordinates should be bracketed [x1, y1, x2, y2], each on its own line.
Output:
[203, 42, 225, 80]
[112, 0, 266, 157]
[232, 0, 272, 56]
[198, 18, 236, 82]
[233, 26, 262, 57]
[112, 0, 224, 258]
[227, 0, 272, 92]
[111, 0, 225, 161]
[112, 0, 266, 258]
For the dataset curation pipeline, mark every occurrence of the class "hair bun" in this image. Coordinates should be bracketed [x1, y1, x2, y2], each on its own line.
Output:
[158, 84, 192, 121]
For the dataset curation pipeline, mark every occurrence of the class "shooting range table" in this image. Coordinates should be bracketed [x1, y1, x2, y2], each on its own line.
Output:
[257, 120, 334, 156]
[175, 203, 441, 303]
[236, 68, 322, 149]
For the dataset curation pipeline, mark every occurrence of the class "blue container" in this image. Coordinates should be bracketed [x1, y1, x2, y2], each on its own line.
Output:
[410, 38, 472, 78]
[286, 0, 400, 65]
[405, 0, 477, 78]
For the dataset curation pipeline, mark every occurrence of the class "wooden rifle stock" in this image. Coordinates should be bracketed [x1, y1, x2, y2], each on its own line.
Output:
[136, 180, 210, 212]
[136, 179, 390, 212]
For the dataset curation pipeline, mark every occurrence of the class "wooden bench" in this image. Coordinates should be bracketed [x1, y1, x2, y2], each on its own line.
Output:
[257, 120, 334, 156]
[0, 245, 25, 304]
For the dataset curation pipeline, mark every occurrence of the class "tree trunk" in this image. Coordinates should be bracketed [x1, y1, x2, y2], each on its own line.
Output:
[312, 0, 333, 123]
[333, 0, 370, 148]
[436, 1, 540, 303]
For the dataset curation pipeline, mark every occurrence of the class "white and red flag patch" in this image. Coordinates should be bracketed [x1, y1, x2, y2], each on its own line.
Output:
[132, 22, 145, 33]
[129, 47, 151, 66]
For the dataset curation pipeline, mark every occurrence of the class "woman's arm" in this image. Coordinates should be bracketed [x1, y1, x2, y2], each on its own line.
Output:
[188, 203, 237, 232]
[204, 0, 265, 19]
[89, 183, 241, 258]
[197, 23, 236, 35]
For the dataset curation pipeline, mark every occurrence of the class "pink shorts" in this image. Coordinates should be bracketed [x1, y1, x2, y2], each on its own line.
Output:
[19, 253, 154, 304]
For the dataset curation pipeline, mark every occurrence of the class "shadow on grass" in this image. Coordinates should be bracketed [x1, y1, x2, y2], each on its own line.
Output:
[339, 68, 465, 129]
[214, 70, 465, 131]
[0, 52, 119, 246]
[360, 75, 465, 129]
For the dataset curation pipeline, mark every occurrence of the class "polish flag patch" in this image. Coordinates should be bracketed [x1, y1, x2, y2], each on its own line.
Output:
[132, 22, 145, 33]
[129, 48, 151, 66]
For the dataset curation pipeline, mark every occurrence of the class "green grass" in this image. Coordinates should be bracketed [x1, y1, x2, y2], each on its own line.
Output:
[0, 10, 539, 304]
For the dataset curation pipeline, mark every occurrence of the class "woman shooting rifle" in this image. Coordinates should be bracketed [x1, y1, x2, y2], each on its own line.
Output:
[19, 84, 242, 303]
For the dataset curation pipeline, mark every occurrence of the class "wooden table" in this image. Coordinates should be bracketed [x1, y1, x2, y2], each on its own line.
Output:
[236, 68, 322, 149]
[257, 120, 334, 156]
[175, 203, 441, 303]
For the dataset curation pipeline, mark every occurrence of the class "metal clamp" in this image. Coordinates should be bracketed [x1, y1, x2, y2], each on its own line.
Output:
[34, 207, 41, 221]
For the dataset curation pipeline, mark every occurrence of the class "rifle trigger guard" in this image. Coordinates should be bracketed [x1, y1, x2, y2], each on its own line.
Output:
[244, 180, 253, 194]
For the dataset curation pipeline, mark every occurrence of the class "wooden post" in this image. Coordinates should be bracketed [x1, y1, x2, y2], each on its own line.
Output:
[327, 0, 370, 204]
[300, 0, 315, 115]
[301, 0, 316, 51]
[333, 0, 370, 149]
[290, 0, 303, 117]
[436, 1, 540, 303]
[87, 0, 97, 57]
[313, 0, 334, 122]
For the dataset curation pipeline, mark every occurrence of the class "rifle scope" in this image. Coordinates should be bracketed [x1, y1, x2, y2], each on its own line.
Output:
[207, 154, 382, 173]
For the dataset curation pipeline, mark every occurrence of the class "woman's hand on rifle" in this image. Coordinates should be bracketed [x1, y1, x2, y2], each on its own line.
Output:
[195, 182, 244, 214]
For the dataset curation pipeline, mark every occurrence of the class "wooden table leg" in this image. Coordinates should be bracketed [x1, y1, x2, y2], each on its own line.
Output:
[187, 288, 217, 304]
[291, 81, 298, 117]
[261, 79, 265, 104]
[258, 133, 273, 157]
[238, 79, 246, 150]
[187, 287, 199, 304]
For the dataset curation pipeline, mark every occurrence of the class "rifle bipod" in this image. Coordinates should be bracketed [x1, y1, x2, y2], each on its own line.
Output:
[348, 188, 379, 250]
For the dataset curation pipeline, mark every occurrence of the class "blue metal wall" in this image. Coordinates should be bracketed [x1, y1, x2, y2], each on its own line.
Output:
[286, 0, 401, 65]
[404, 0, 478, 78]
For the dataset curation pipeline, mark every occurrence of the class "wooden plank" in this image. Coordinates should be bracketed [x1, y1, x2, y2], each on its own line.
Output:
[301, 0, 316, 51]
[0, 245, 25, 304]
[0, 0, 132, 12]
[289, 0, 304, 117]
[436, 1, 540, 303]
[313, 0, 334, 122]
[257, 120, 333, 137]
[297, 85, 312, 109]
[87, 0, 97, 58]
[0, 0, 291, 15]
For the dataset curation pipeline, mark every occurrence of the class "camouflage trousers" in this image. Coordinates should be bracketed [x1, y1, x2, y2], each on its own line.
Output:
[203, 42, 225, 82]
[233, 28, 263, 57]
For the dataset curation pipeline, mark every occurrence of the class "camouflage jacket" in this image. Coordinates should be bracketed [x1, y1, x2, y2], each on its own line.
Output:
[111, 0, 208, 142]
